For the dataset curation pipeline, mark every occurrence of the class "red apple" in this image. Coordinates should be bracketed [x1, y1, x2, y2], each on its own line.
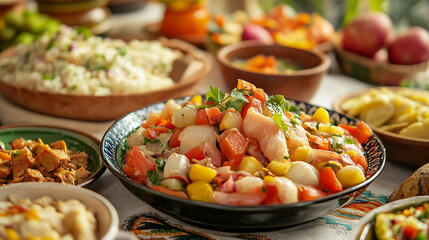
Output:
[342, 12, 393, 58]
[388, 27, 429, 65]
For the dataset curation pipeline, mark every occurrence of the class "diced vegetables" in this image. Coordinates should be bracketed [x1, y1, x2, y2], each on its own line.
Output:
[336, 165, 366, 187]
[122, 80, 372, 206]
[266, 159, 291, 176]
[237, 156, 263, 174]
[189, 164, 217, 183]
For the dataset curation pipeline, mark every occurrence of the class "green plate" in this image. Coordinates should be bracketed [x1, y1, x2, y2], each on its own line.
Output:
[0, 124, 106, 187]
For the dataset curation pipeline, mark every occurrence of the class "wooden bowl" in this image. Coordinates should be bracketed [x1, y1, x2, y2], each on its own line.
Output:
[332, 87, 429, 167]
[333, 36, 429, 86]
[0, 38, 211, 122]
[216, 41, 331, 102]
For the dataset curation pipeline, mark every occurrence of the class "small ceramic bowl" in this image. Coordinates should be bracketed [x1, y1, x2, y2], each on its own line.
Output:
[216, 41, 331, 102]
[351, 195, 429, 240]
[332, 87, 429, 167]
[101, 96, 385, 231]
[0, 182, 137, 240]
[0, 124, 106, 187]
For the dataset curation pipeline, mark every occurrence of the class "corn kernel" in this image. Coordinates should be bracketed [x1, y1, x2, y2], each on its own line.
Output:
[336, 165, 365, 187]
[267, 160, 291, 176]
[186, 181, 213, 202]
[238, 156, 263, 174]
[219, 110, 242, 131]
[290, 146, 312, 163]
[6, 228, 19, 240]
[312, 107, 330, 124]
[264, 175, 274, 184]
[24, 208, 40, 221]
[343, 150, 358, 158]
[190, 95, 202, 105]
[318, 123, 344, 136]
[189, 164, 217, 183]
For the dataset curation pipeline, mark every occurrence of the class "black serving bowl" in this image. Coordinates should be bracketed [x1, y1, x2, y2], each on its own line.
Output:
[100, 97, 386, 231]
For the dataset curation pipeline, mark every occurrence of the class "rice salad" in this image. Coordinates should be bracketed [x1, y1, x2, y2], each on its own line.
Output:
[0, 25, 178, 96]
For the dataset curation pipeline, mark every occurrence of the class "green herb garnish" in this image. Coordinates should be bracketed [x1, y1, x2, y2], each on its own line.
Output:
[147, 171, 162, 185]
[143, 137, 161, 145]
[196, 86, 251, 111]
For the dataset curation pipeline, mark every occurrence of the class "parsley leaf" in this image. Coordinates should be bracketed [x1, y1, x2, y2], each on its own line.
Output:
[144, 137, 161, 144]
[345, 138, 355, 144]
[147, 171, 162, 185]
[197, 86, 250, 111]
[272, 113, 289, 132]
[156, 157, 166, 172]
[206, 86, 225, 104]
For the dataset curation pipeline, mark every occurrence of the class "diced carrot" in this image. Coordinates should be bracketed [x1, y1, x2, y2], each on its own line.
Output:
[185, 146, 205, 160]
[195, 109, 210, 125]
[253, 88, 266, 104]
[155, 117, 175, 129]
[123, 146, 155, 184]
[241, 97, 262, 119]
[151, 186, 189, 199]
[318, 166, 343, 193]
[0, 152, 11, 161]
[338, 122, 373, 144]
[219, 130, 249, 170]
[214, 14, 225, 28]
[205, 107, 223, 125]
[169, 128, 183, 148]
[144, 127, 170, 140]
[237, 79, 257, 91]
[298, 185, 326, 201]
[263, 184, 281, 204]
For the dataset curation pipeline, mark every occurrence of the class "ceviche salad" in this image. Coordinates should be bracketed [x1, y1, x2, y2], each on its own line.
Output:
[121, 80, 373, 206]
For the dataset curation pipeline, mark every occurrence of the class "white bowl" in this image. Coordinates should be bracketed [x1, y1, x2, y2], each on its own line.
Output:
[0, 182, 137, 240]
[351, 195, 429, 239]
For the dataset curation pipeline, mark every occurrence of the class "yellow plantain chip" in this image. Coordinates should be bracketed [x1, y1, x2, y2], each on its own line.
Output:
[399, 122, 429, 139]
[379, 122, 410, 133]
[363, 102, 395, 127]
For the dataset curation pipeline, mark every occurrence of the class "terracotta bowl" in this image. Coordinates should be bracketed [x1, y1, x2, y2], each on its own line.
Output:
[333, 35, 429, 86]
[0, 38, 211, 122]
[332, 87, 429, 167]
[216, 41, 331, 102]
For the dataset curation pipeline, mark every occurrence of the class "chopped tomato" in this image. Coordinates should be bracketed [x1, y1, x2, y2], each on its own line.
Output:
[263, 184, 281, 204]
[212, 190, 266, 206]
[253, 88, 266, 104]
[195, 109, 210, 125]
[151, 186, 188, 199]
[318, 166, 343, 193]
[338, 122, 373, 144]
[219, 130, 249, 170]
[298, 185, 326, 201]
[169, 128, 182, 148]
[123, 146, 155, 184]
[185, 146, 205, 160]
[144, 127, 170, 140]
[241, 97, 263, 119]
[205, 107, 223, 125]
[402, 222, 419, 239]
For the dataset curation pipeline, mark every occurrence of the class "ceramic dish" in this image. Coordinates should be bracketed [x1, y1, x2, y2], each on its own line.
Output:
[0, 124, 106, 187]
[332, 87, 429, 167]
[0, 38, 211, 122]
[0, 182, 137, 240]
[100, 96, 386, 231]
[216, 41, 331, 102]
[351, 195, 429, 240]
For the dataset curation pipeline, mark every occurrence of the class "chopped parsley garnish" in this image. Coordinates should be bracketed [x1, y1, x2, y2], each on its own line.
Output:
[147, 171, 162, 185]
[118, 47, 127, 57]
[195, 86, 251, 111]
[156, 157, 166, 171]
[272, 113, 289, 132]
[143, 137, 161, 144]
[266, 94, 302, 133]
[345, 138, 355, 144]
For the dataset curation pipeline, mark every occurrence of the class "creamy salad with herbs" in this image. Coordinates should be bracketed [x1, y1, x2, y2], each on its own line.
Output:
[0, 26, 178, 95]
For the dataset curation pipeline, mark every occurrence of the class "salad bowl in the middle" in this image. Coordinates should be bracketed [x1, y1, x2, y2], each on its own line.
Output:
[101, 80, 385, 231]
